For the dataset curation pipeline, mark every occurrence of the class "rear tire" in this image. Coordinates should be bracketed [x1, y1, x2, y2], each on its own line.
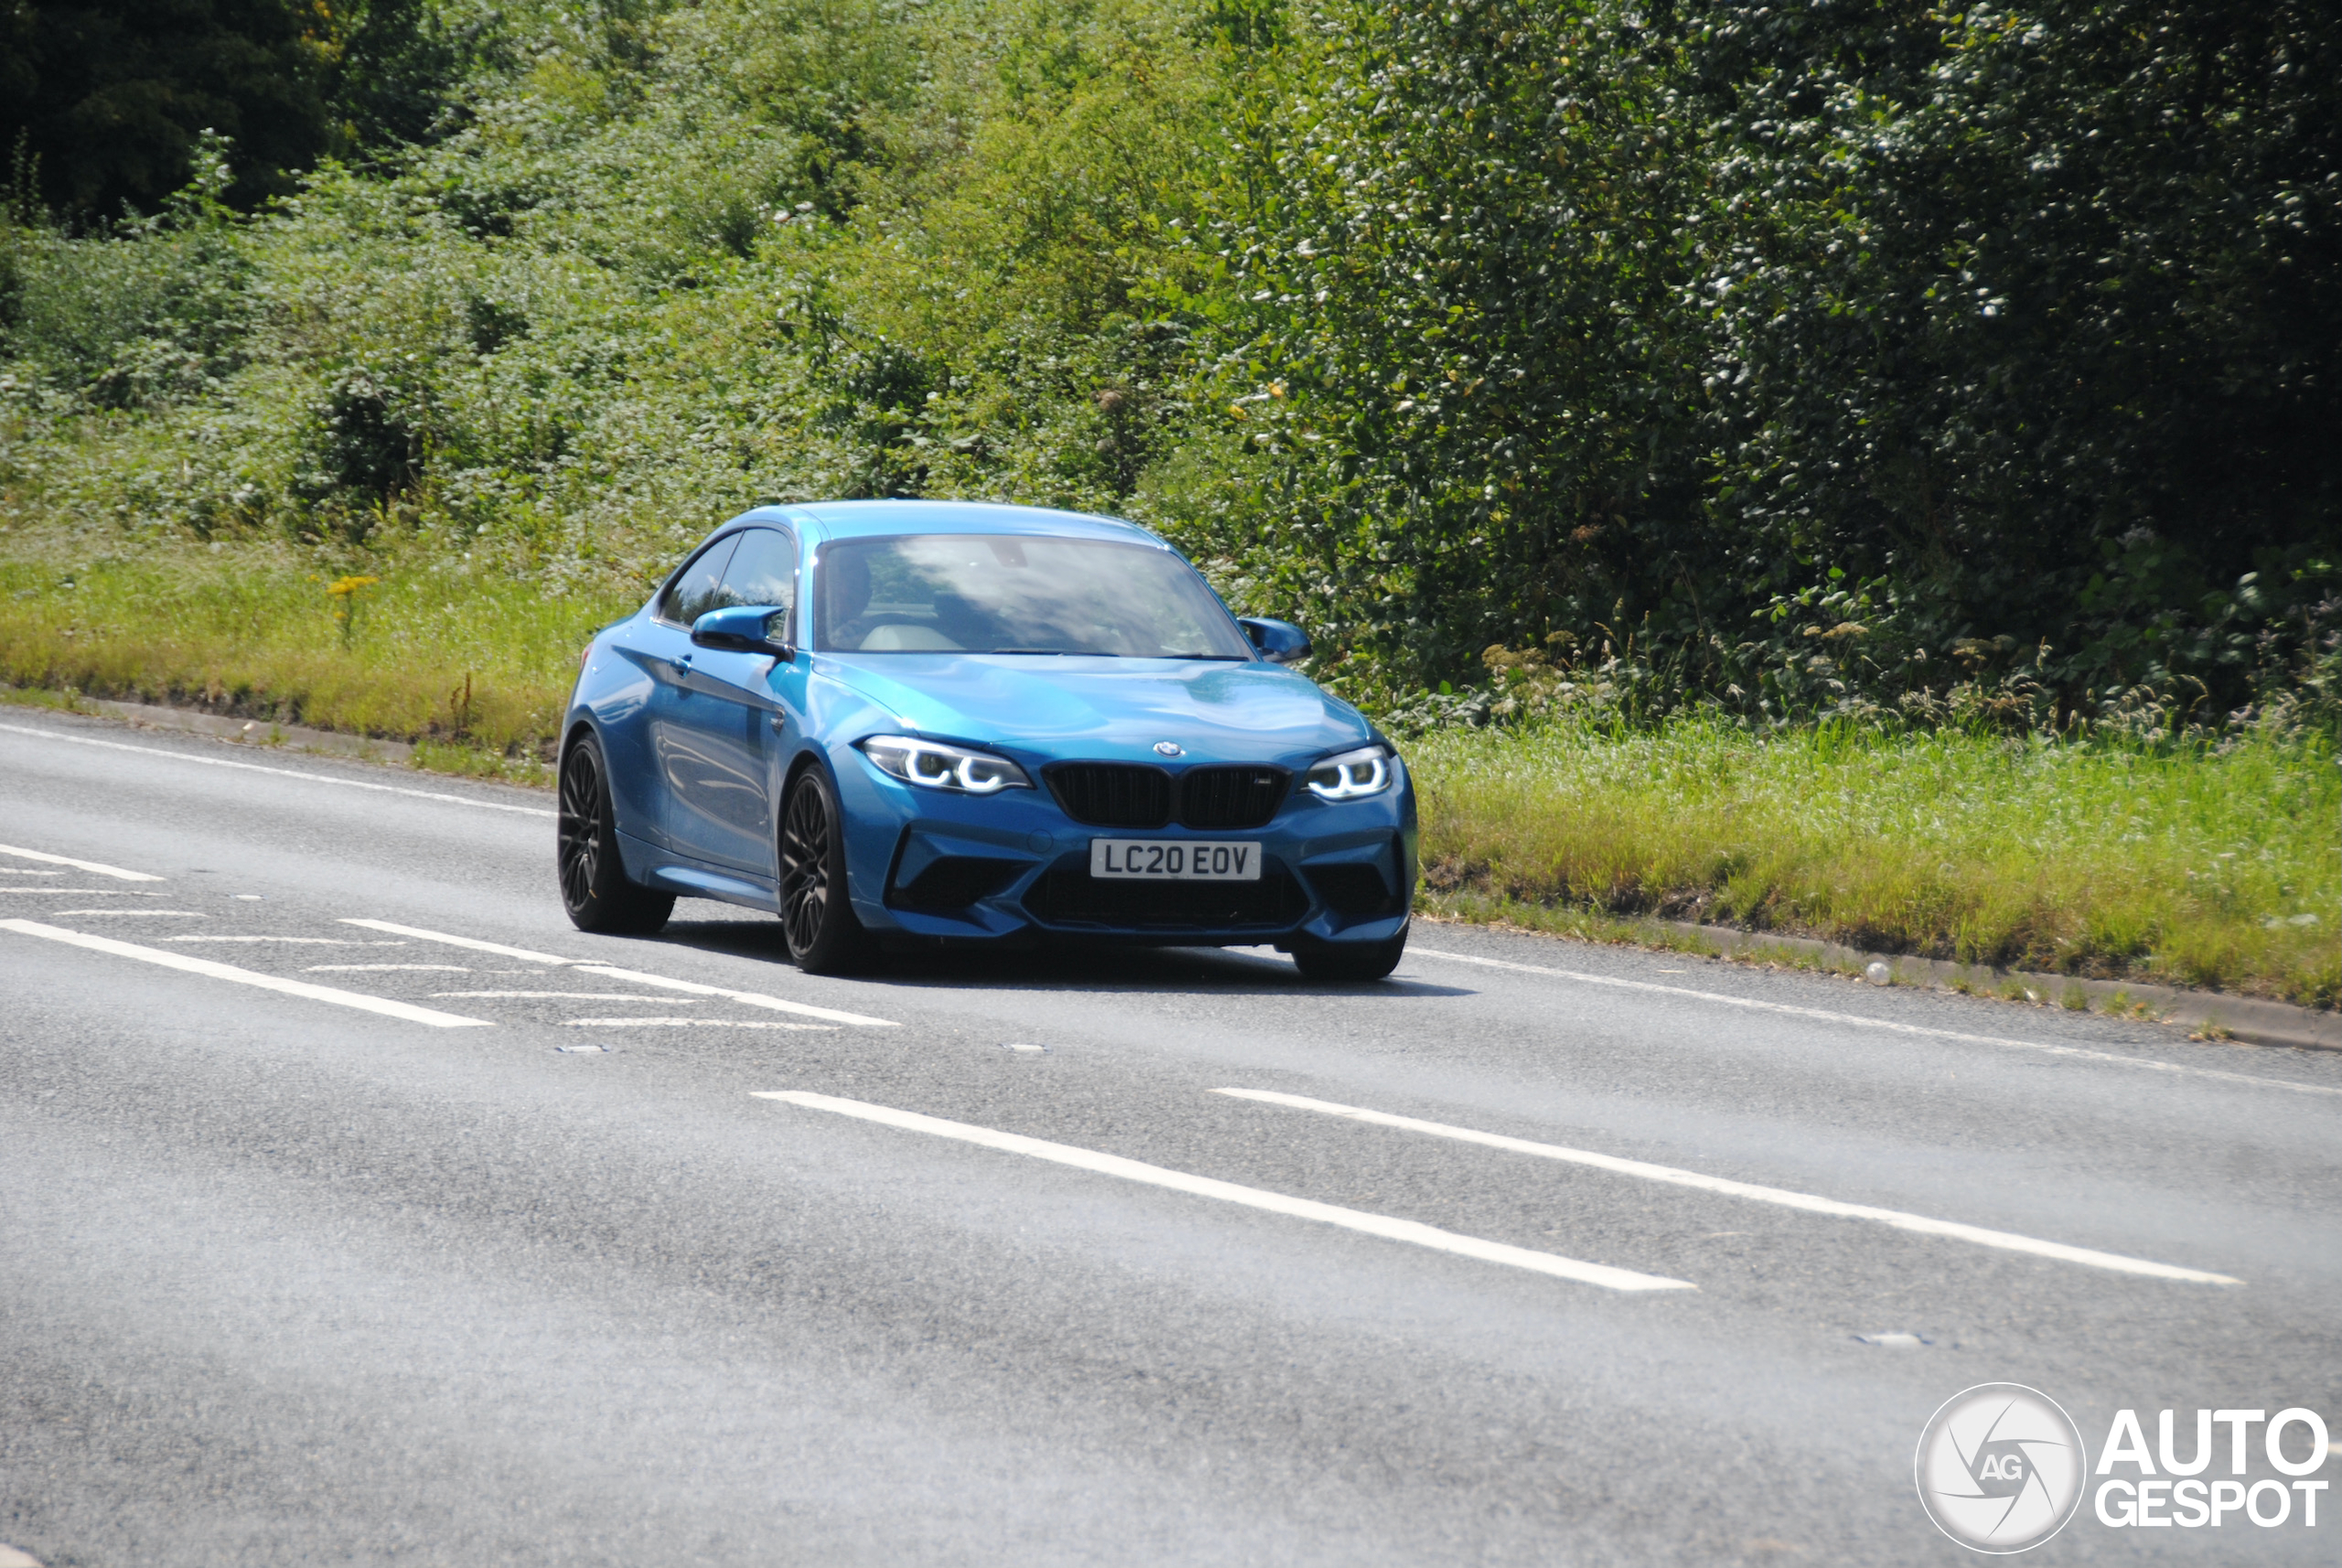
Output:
[558, 734, 675, 934]
[779, 767, 876, 974]
[1291, 924, 1408, 983]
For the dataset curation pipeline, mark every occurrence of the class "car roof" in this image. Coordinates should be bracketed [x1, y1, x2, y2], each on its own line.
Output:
[727, 499, 1164, 547]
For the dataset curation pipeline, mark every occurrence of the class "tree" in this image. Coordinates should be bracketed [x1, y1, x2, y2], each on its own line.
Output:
[1, 0, 336, 216]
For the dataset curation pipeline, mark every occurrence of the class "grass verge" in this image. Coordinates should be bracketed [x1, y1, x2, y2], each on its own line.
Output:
[1410, 717, 2340, 1009]
[0, 541, 634, 763]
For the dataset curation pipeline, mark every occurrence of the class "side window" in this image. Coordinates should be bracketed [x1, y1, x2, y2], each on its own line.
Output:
[658, 534, 741, 627]
[713, 528, 798, 622]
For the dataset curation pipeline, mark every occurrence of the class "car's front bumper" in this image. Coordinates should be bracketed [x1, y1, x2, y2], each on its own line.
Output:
[833, 746, 1416, 950]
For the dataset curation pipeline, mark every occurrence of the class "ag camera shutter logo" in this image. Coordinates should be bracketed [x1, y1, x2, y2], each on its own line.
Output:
[1916, 1384, 2088, 1552]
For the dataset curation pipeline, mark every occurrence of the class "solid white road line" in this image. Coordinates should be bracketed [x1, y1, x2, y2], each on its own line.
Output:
[48, 908, 206, 918]
[574, 1018, 833, 1030]
[338, 919, 575, 964]
[1408, 946, 2342, 1099]
[338, 918, 902, 1026]
[1217, 1088, 2244, 1287]
[757, 1090, 1696, 1293]
[571, 964, 898, 1027]
[432, 991, 698, 1001]
[0, 721, 553, 818]
[167, 935, 403, 945]
[1, 919, 493, 1027]
[0, 843, 166, 881]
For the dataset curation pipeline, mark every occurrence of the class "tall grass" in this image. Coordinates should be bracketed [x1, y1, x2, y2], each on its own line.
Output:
[1410, 718, 2341, 1007]
[0, 541, 635, 755]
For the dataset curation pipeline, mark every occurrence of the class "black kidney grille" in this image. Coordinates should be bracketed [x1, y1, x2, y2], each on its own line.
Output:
[1047, 764, 1173, 828]
[1176, 766, 1290, 830]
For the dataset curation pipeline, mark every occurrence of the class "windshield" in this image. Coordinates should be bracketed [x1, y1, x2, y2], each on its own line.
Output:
[812, 534, 1255, 659]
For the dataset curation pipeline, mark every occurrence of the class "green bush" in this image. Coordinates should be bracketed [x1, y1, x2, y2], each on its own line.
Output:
[0, 0, 2335, 737]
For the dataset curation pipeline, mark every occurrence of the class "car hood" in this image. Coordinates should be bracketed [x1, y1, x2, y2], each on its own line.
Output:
[810, 654, 1375, 765]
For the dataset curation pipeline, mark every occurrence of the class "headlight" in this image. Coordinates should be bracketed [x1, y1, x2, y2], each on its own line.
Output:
[858, 735, 1032, 795]
[1305, 744, 1394, 801]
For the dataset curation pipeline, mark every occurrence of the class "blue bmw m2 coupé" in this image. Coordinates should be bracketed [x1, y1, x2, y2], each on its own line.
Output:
[555, 500, 1415, 980]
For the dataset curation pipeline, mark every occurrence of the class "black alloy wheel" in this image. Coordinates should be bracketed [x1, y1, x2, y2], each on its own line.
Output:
[1290, 923, 1409, 983]
[557, 734, 675, 934]
[778, 767, 874, 973]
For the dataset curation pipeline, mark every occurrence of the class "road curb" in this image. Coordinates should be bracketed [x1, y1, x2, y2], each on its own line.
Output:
[79, 696, 418, 763]
[2, 688, 427, 764]
[1649, 919, 2342, 1053]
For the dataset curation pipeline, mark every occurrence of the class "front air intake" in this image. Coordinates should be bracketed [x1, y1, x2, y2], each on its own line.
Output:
[1022, 859, 1311, 929]
[889, 856, 1024, 911]
[1303, 862, 1402, 918]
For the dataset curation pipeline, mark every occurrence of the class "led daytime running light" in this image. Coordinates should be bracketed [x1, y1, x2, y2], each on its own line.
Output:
[1305, 745, 1393, 800]
[859, 735, 1031, 795]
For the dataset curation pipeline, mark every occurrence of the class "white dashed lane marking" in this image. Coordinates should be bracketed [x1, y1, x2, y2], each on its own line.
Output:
[569, 964, 897, 1027]
[340, 919, 573, 963]
[340, 918, 902, 1026]
[47, 909, 207, 918]
[171, 936, 406, 946]
[1216, 1088, 2244, 1286]
[434, 991, 701, 1002]
[575, 1018, 834, 1031]
[0, 842, 166, 881]
[1, 919, 492, 1028]
[757, 1091, 1695, 1293]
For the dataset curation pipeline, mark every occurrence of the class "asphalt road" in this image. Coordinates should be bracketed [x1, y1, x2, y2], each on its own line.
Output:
[3, 706, 2337, 1567]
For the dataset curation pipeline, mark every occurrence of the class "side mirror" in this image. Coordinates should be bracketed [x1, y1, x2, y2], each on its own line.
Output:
[1238, 617, 1312, 665]
[691, 605, 793, 659]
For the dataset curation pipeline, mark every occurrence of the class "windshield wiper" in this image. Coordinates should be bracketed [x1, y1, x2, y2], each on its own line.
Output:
[1165, 653, 1250, 660]
[987, 648, 1084, 656]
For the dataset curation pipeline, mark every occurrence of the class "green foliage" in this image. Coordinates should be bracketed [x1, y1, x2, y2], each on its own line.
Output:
[0, 0, 2335, 741]
[1685, 0, 2342, 722]
[1196, 0, 2342, 727]
[1181, 0, 1704, 686]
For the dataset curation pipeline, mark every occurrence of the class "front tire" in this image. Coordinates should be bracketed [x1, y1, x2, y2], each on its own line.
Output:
[558, 734, 675, 934]
[1291, 924, 1408, 983]
[779, 767, 875, 974]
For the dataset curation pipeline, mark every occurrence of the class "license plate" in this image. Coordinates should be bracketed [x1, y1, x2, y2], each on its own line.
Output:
[1089, 839, 1263, 881]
